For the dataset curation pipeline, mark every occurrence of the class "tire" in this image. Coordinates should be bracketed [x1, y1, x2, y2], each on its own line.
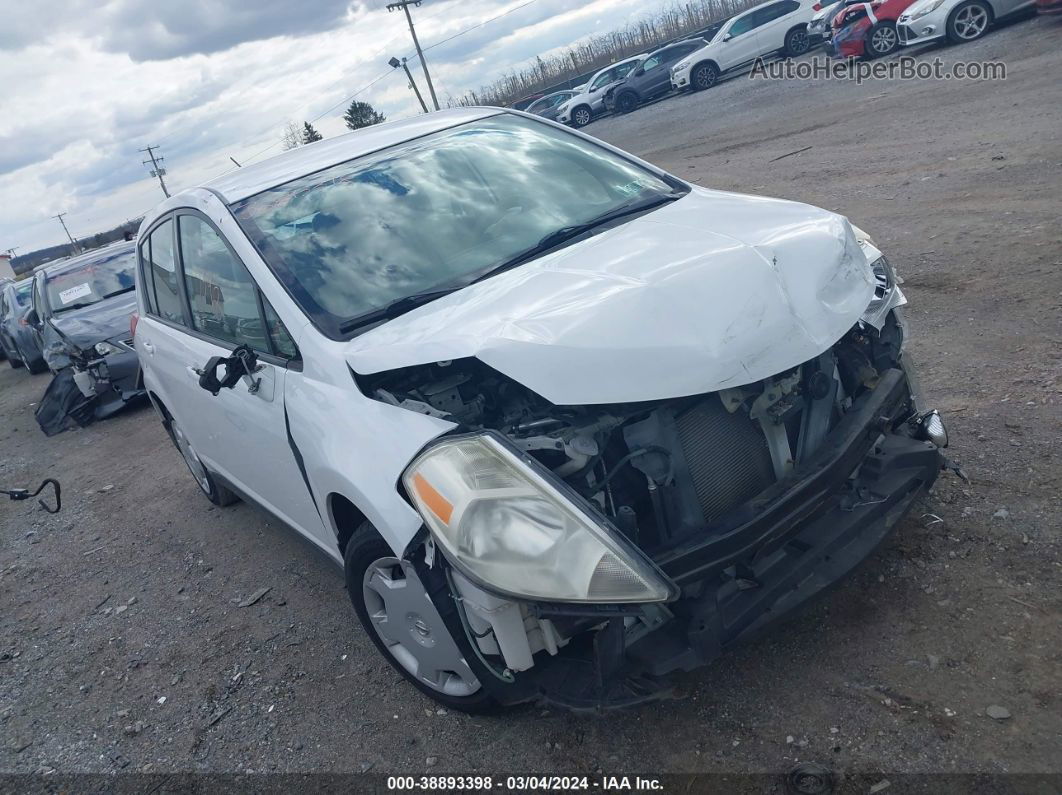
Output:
[570, 105, 592, 128]
[7, 341, 24, 369]
[784, 26, 812, 56]
[344, 523, 501, 713]
[615, 91, 639, 114]
[691, 61, 720, 91]
[25, 354, 47, 375]
[946, 0, 991, 42]
[165, 415, 239, 506]
[865, 21, 900, 58]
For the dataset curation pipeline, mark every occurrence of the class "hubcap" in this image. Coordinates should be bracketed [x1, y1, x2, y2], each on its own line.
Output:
[363, 557, 481, 697]
[872, 27, 898, 52]
[954, 5, 988, 38]
[171, 421, 211, 494]
[695, 66, 715, 88]
[790, 31, 809, 52]
[574, 108, 590, 125]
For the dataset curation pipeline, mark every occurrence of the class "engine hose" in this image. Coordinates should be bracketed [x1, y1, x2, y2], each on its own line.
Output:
[444, 567, 516, 684]
[588, 446, 672, 498]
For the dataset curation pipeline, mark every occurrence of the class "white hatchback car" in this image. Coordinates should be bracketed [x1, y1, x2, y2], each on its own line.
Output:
[671, 0, 821, 91]
[897, 0, 1034, 45]
[135, 108, 947, 711]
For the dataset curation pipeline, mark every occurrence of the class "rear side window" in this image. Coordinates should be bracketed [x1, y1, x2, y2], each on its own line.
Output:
[146, 221, 185, 325]
[179, 215, 270, 352]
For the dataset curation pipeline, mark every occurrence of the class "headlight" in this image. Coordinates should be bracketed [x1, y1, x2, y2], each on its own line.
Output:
[909, 0, 946, 18]
[672, 60, 690, 73]
[403, 433, 674, 604]
[94, 341, 122, 356]
[863, 254, 896, 317]
[557, 102, 570, 114]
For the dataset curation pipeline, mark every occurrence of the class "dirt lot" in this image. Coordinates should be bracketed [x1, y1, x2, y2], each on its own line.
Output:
[1, 15, 1060, 784]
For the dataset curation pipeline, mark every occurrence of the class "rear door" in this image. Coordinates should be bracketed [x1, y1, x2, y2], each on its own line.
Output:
[137, 211, 327, 546]
[753, 0, 804, 52]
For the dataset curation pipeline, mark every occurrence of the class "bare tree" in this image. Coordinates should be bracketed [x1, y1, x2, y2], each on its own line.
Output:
[281, 120, 302, 151]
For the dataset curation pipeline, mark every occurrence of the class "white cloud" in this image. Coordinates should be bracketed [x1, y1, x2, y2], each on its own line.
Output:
[0, 0, 664, 253]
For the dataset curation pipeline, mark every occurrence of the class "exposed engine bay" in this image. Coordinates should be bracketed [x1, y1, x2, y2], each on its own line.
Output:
[356, 311, 940, 707]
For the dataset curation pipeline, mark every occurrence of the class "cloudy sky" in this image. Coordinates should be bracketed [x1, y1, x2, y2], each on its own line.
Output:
[0, 0, 667, 255]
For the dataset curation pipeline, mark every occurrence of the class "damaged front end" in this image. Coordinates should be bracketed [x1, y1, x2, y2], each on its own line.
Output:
[35, 333, 145, 436]
[361, 305, 947, 709]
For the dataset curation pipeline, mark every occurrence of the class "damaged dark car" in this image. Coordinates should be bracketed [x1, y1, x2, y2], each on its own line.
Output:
[28, 242, 145, 434]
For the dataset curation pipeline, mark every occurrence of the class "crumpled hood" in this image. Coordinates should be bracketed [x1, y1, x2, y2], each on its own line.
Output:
[345, 187, 875, 405]
[49, 291, 137, 350]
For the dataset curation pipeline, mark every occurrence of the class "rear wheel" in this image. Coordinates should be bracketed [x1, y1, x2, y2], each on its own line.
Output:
[167, 416, 239, 506]
[784, 26, 812, 56]
[344, 524, 500, 712]
[570, 105, 592, 127]
[691, 61, 720, 90]
[946, 0, 991, 42]
[865, 21, 899, 57]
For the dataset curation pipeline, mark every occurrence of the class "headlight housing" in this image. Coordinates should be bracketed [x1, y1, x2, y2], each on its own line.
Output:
[403, 433, 674, 604]
[909, 0, 946, 19]
[557, 101, 570, 114]
[94, 341, 122, 357]
[672, 60, 690, 73]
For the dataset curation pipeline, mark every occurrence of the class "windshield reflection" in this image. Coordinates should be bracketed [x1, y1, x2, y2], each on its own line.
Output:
[232, 114, 679, 334]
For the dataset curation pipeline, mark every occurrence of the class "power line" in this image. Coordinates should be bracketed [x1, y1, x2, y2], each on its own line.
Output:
[420, 0, 539, 56]
[387, 0, 440, 111]
[139, 145, 171, 198]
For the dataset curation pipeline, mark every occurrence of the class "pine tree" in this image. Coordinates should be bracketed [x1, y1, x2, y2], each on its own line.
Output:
[343, 100, 387, 131]
[302, 122, 323, 144]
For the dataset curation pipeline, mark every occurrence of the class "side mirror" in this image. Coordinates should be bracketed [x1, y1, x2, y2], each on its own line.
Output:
[25, 309, 40, 328]
[197, 345, 259, 396]
[723, 33, 733, 42]
[631, 66, 644, 77]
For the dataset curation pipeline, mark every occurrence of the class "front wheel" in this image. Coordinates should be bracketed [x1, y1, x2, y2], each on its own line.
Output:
[691, 61, 719, 91]
[615, 91, 639, 114]
[167, 416, 239, 506]
[344, 524, 500, 713]
[784, 27, 812, 56]
[946, 0, 991, 42]
[865, 21, 900, 58]
[570, 105, 592, 128]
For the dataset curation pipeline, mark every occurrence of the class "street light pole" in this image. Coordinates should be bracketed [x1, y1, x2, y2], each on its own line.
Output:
[386, 0, 440, 110]
[389, 56, 429, 114]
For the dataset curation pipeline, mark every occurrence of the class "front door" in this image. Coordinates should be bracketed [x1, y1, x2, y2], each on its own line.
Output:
[718, 12, 766, 70]
[139, 212, 327, 548]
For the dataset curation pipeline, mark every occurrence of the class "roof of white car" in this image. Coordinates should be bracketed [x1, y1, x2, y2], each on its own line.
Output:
[205, 107, 503, 203]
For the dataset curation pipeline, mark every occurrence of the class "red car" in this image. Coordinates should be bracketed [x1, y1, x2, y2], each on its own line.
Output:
[1039, 0, 1062, 13]
[823, 0, 918, 57]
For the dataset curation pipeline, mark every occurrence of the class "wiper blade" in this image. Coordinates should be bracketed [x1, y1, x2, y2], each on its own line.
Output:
[473, 191, 684, 284]
[338, 286, 462, 333]
[101, 286, 135, 299]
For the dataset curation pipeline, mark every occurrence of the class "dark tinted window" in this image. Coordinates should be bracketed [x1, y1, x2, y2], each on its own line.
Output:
[729, 12, 758, 35]
[146, 221, 185, 325]
[179, 215, 269, 352]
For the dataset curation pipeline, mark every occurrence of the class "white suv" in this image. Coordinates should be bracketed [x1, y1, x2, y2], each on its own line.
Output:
[135, 108, 946, 712]
[671, 0, 820, 91]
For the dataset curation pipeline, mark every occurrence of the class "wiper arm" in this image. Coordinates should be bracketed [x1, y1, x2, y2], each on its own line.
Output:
[102, 286, 135, 299]
[473, 191, 684, 283]
[338, 286, 462, 334]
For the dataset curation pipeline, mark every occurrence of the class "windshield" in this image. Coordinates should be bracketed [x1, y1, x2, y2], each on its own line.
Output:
[232, 114, 681, 338]
[45, 248, 136, 313]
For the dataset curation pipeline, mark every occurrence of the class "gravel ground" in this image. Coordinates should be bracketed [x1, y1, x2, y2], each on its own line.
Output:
[1, 14, 1059, 784]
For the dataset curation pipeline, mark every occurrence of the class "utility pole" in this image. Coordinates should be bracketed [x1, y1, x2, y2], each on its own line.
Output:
[389, 56, 430, 113]
[386, 0, 440, 110]
[53, 213, 81, 254]
[229, 156, 243, 168]
[139, 145, 171, 198]
[4, 247, 18, 258]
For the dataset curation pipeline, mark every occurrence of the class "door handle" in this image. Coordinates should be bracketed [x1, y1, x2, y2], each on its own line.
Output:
[141, 340, 154, 354]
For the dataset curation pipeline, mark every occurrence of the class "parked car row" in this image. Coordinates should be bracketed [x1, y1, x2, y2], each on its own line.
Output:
[526, 0, 1044, 130]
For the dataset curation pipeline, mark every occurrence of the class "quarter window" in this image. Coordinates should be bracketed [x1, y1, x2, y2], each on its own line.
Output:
[263, 299, 298, 359]
[146, 220, 185, 325]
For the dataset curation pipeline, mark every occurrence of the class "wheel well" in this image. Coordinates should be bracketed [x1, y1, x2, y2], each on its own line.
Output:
[951, 0, 994, 21]
[330, 493, 368, 557]
[692, 59, 720, 75]
[572, 103, 592, 115]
